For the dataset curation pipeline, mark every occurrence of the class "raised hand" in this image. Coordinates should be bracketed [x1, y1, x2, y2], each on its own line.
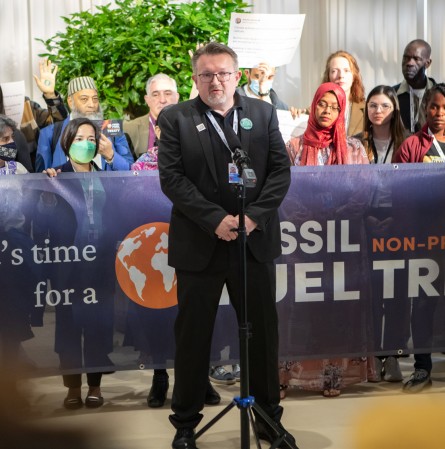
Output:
[33, 58, 58, 99]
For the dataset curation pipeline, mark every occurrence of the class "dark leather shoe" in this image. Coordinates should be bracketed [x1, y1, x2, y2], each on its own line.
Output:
[147, 375, 169, 408]
[204, 380, 221, 405]
[63, 396, 83, 410]
[255, 418, 298, 449]
[172, 428, 198, 449]
[85, 395, 104, 408]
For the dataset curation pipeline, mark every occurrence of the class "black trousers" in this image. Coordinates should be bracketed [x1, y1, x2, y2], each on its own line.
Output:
[169, 241, 282, 429]
[412, 297, 438, 374]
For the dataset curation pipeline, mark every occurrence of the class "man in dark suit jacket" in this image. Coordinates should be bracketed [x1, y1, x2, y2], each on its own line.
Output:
[158, 43, 295, 449]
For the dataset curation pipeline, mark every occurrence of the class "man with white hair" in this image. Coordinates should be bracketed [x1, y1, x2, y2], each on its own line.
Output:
[35, 76, 133, 171]
[124, 73, 179, 158]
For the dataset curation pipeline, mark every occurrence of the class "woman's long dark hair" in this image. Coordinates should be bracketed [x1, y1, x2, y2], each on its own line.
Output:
[362, 85, 406, 162]
[60, 117, 100, 158]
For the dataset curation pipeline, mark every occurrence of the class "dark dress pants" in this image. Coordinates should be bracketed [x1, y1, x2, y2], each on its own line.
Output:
[169, 240, 282, 429]
[412, 296, 438, 374]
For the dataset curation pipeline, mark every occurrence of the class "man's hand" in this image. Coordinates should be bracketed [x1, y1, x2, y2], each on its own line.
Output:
[215, 215, 239, 241]
[234, 215, 257, 236]
[97, 134, 114, 163]
[33, 59, 58, 99]
[256, 62, 275, 93]
[43, 168, 61, 178]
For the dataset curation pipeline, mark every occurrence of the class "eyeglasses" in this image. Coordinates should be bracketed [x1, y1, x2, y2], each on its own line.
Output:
[316, 101, 341, 112]
[368, 103, 393, 112]
[197, 72, 236, 83]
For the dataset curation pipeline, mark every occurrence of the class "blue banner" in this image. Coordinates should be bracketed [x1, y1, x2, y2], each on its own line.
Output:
[1, 165, 445, 376]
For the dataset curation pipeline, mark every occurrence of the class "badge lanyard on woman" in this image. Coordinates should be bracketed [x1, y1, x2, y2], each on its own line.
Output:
[205, 109, 240, 183]
[82, 179, 99, 243]
[428, 128, 445, 161]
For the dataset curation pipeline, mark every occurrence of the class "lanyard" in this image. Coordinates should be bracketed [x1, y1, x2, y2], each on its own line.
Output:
[409, 86, 424, 133]
[205, 109, 238, 158]
[374, 139, 393, 164]
[428, 128, 445, 160]
[382, 140, 393, 164]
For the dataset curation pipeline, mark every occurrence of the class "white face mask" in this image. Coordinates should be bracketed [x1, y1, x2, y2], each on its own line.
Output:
[249, 79, 273, 96]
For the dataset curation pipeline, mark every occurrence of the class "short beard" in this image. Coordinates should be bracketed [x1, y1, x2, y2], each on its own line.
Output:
[206, 93, 227, 107]
[71, 104, 104, 120]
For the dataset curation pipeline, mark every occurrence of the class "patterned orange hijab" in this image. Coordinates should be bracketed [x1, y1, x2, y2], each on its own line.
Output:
[300, 82, 348, 166]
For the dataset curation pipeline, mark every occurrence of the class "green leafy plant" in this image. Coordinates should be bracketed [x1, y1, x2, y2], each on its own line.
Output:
[37, 0, 250, 118]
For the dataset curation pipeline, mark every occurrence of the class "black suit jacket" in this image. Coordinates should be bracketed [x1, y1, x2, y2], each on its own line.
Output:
[157, 94, 290, 271]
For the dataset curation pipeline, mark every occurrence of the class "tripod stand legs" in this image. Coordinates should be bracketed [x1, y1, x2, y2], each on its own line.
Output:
[194, 396, 299, 449]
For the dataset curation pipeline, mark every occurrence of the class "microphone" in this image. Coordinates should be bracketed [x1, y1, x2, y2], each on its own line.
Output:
[233, 148, 257, 188]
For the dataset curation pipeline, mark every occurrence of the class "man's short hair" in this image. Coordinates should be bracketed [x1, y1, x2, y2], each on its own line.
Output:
[191, 42, 239, 74]
[145, 74, 178, 95]
[67, 76, 97, 97]
[405, 39, 432, 58]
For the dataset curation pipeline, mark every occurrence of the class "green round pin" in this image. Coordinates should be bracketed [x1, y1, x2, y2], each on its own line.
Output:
[240, 118, 253, 130]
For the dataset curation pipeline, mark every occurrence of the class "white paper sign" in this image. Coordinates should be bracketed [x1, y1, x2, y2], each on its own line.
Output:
[228, 13, 305, 68]
[0, 81, 25, 126]
[276, 109, 308, 144]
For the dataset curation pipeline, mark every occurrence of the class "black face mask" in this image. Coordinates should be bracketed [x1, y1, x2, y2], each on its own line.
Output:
[0, 141, 18, 161]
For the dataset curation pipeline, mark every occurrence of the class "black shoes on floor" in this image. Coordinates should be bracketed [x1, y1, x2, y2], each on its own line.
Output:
[255, 418, 299, 449]
[147, 373, 170, 408]
[148, 375, 221, 408]
[172, 428, 197, 449]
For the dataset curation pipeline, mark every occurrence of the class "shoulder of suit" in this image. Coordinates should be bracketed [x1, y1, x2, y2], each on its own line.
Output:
[124, 113, 150, 126]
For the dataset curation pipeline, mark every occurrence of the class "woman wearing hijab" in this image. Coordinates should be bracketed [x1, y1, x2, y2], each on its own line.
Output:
[287, 82, 368, 166]
[281, 83, 369, 398]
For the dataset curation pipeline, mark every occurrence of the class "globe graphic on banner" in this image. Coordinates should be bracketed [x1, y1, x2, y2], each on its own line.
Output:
[115, 222, 177, 309]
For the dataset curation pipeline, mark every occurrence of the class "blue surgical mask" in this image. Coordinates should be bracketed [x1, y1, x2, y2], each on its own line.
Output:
[249, 79, 273, 96]
[69, 140, 96, 164]
[0, 141, 18, 161]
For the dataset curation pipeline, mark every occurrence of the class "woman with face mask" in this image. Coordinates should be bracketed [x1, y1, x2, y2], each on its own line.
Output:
[41, 118, 115, 410]
[44, 117, 100, 176]
[0, 115, 31, 174]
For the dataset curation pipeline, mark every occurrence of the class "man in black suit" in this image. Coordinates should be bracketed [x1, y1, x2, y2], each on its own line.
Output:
[158, 42, 295, 449]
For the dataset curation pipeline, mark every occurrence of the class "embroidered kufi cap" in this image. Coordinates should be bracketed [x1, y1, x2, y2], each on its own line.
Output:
[67, 76, 97, 96]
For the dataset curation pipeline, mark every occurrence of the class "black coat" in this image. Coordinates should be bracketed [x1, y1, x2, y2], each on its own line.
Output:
[157, 94, 290, 271]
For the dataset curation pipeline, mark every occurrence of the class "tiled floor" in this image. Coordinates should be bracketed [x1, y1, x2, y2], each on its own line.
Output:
[16, 355, 445, 449]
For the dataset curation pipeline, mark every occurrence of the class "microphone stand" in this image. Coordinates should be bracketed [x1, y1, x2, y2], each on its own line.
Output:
[195, 153, 298, 449]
